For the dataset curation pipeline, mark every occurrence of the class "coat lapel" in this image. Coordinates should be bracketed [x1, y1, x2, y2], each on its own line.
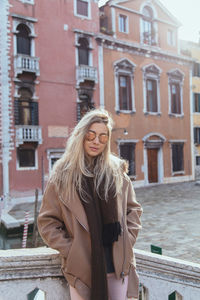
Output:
[63, 191, 89, 232]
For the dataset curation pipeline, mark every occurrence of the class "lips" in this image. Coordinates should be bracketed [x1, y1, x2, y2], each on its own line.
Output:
[89, 147, 99, 152]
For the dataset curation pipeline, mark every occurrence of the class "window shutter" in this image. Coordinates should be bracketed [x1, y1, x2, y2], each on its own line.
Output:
[31, 102, 39, 125]
[152, 79, 157, 111]
[119, 75, 123, 110]
[128, 76, 132, 110]
[198, 94, 200, 112]
[14, 100, 20, 125]
[194, 128, 197, 144]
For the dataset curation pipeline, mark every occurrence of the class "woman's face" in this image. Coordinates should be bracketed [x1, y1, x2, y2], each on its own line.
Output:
[84, 122, 109, 157]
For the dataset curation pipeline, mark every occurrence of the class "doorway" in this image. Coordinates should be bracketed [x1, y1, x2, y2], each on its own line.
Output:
[147, 148, 158, 183]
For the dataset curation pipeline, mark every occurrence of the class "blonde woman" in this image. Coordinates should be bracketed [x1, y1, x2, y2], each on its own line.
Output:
[37, 109, 142, 300]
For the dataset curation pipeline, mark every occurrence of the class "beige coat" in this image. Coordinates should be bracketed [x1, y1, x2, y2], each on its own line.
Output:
[37, 173, 142, 299]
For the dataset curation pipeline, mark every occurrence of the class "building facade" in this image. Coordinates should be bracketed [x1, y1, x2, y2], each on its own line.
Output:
[0, 0, 100, 205]
[181, 40, 200, 179]
[98, 0, 194, 187]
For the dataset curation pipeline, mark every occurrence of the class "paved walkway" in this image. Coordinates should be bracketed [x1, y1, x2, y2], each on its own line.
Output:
[134, 181, 200, 264]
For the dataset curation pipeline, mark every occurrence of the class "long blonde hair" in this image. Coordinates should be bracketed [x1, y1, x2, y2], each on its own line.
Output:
[50, 108, 127, 201]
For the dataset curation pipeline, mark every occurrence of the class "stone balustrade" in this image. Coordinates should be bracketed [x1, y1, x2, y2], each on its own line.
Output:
[0, 247, 200, 300]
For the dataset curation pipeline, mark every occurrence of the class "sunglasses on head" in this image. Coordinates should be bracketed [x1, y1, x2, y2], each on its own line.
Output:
[85, 130, 109, 144]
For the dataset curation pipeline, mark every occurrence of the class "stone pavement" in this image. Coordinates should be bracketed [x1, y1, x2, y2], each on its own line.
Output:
[134, 181, 200, 264]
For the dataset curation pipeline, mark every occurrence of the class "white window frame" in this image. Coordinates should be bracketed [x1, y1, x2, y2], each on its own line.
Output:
[74, 0, 91, 20]
[169, 140, 186, 175]
[75, 33, 93, 67]
[142, 64, 162, 115]
[117, 139, 138, 179]
[168, 69, 184, 117]
[16, 147, 38, 171]
[140, 4, 158, 46]
[12, 18, 36, 57]
[47, 149, 65, 173]
[114, 58, 136, 114]
[20, 0, 34, 4]
[118, 14, 128, 33]
[167, 29, 176, 46]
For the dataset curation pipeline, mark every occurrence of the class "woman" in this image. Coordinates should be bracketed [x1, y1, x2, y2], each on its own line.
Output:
[37, 109, 142, 300]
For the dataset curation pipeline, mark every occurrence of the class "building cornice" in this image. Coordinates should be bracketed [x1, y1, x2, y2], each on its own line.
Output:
[73, 28, 95, 37]
[95, 34, 194, 66]
[10, 13, 37, 23]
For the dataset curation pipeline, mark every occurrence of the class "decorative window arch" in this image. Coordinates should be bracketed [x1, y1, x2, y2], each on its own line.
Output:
[114, 58, 136, 113]
[167, 69, 184, 116]
[140, 3, 158, 46]
[12, 18, 36, 56]
[142, 64, 162, 114]
[75, 33, 93, 67]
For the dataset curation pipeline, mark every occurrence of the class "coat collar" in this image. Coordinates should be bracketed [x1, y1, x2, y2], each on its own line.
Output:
[63, 191, 90, 232]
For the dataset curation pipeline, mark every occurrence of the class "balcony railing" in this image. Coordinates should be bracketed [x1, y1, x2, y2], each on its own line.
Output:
[0, 248, 200, 300]
[76, 65, 98, 84]
[15, 125, 42, 146]
[14, 54, 40, 77]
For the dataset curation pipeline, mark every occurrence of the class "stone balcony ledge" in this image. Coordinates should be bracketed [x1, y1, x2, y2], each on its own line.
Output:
[0, 248, 200, 299]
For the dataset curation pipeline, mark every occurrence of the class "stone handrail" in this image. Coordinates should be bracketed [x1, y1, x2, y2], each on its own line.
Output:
[0, 248, 200, 299]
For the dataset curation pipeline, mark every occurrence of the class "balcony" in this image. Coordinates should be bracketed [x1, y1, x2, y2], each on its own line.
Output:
[14, 54, 40, 77]
[76, 65, 98, 84]
[0, 248, 200, 300]
[15, 125, 42, 146]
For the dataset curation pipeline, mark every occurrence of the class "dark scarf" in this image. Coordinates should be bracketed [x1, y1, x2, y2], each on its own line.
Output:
[79, 175, 121, 300]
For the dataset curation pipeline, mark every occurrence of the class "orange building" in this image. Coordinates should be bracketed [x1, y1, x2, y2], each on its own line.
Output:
[98, 0, 194, 186]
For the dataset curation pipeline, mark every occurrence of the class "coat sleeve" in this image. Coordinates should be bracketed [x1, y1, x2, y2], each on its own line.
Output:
[126, 177, 143, 247]
[37, 182, 72, 258]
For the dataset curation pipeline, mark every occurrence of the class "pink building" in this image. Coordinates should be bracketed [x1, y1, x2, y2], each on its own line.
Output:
[0, 0, 100, 206]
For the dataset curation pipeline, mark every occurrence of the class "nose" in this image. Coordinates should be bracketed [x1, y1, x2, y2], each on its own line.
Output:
[93, 135, 100, 144]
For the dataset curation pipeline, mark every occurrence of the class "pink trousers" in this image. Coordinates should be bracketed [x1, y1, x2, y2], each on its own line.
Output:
[69, 273, 128, 300]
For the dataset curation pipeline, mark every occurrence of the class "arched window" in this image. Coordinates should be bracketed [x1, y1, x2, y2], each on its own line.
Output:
[141, 6, 157, 45]
[16, 24, 31, 55]
[14, 87, 38, 125]
[78, 37, 89, 65]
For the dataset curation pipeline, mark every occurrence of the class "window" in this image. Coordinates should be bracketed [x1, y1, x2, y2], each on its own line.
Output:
[167, 29, 176, 46]
[78, 37, 89, 66]
[146, 79, 158, 112]
[114, 58, 136, 113]
[141, 6, 157, 45]
[194, 127, 200, 144]
[47, 149, 64, 172]
[14, 88, 38, 125]
[119, 15, 128, 33]
[193, 62, 200, 77]
[170, 83, 181, 114]
[172, 143, 184, 173]
[168, 291, 182, 300]
[196, 156, 200, 166]
[119, 142, 136, 176]
[119, 75, 132, 110]
[16, 24, 31, 55]
[168, 69, 184, 116]
[193, 93, 200, 112]
[75, 0, 90, 18]
[143, 64, 161, 114]
[17, 143, 37, 169]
